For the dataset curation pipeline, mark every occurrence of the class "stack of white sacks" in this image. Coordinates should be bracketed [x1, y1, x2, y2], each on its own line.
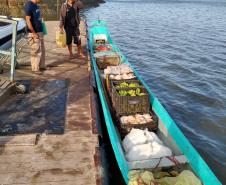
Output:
[122, 128, 172, 162]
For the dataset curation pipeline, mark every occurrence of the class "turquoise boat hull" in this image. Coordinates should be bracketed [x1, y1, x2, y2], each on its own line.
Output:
[88, 20, 221, 185]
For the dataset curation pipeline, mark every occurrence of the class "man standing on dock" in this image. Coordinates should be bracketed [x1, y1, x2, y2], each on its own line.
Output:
[59, 0, 85, 59]
[24, 0, 47, 75]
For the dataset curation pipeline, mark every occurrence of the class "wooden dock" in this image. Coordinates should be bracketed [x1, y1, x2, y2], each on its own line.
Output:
[0, 78, 11, 90]
[0, 21, 100, 185]
[0, 78, 14, 105]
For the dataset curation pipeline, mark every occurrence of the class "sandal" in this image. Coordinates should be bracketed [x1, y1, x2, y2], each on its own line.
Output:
[77, 53, 86, 58]
[41, 66, 50, 71]
[34, 71, 42, 75]
[69, 55, 75, 60]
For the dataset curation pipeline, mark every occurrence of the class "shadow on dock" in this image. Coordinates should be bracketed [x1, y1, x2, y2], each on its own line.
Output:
[0, 79, 68, 135]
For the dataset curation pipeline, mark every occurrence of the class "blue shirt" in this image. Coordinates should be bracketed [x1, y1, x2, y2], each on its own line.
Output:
[24, 1, 43, 33]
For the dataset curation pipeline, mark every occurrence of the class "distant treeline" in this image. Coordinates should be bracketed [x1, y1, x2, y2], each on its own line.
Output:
[0, 0, 105, 20]
[1, 0, 104, 7]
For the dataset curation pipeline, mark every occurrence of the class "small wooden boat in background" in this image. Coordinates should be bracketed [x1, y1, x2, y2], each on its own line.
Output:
[0, 16, 26, 50]
[88, 20, 221, 185]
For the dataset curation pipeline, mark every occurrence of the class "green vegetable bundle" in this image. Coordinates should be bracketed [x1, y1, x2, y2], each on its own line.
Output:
[116, 82, 140, 88]
[118, 88, 146, 96]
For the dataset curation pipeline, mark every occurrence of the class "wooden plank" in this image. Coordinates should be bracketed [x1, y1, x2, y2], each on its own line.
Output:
[0, 132, 98, 155]
[0, 80, 11, 89]
[0, 85, 13, 104]
[0, 150, 95, 164]
[8, 182, 95, 185]
[0, 134, 37, 146]
[128, 155, 188, 170]
[38, 135, 98, 146]
[40, 131, 96, 139]
[0, 168, 96, 184]
[0, 157, 95, 173]
[0, 79, 7, 87]
[0, 142, 97, 155]
[0, 145, 35, 154]
[0, 132, 97, 147]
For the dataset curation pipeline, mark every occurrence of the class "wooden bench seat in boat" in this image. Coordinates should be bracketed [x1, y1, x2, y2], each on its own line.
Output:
[128, 155, 188, 170]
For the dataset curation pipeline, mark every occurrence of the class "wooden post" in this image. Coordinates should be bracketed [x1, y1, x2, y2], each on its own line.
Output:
[57, 0, 59, 18]
[6, 0, 9, 8]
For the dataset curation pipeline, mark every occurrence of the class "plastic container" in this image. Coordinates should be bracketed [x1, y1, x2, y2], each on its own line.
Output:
[112, 87, 150, 115]
[95, 52, 121, 70]
[42, 19, 47, 35]
[109, 79, 141, 95]
[117, 112, 158, 138]
[105, 75, 137, 95]
[93, 34, 107, 44]
[56, 30, 66, 48]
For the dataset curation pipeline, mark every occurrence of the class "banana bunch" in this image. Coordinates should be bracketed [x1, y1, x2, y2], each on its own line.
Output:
[116, 82, 129, 88]
[118, 88, 146, 96]
[116, 82, 140, 88]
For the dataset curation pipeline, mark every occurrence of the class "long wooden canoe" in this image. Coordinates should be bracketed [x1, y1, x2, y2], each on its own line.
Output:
[88, 20, 221, 185]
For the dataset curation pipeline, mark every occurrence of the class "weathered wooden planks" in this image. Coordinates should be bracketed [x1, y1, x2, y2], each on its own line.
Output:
[0, 21, 99, 185]
[0, 134, 37, 146]
[0, 78, 11, 89]
[0, 169, 95, 184]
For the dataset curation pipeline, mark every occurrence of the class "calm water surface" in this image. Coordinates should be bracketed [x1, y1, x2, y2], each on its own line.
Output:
[85, 0, 226, 184]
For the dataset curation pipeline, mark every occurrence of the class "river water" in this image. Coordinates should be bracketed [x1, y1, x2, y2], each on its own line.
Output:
[84, 0, 226, 184]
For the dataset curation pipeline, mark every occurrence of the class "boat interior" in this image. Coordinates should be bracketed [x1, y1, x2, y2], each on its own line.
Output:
[98, 68, 190, 173]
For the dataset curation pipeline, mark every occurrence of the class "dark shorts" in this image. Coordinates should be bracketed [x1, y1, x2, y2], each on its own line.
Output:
[64, 27, 81, 46]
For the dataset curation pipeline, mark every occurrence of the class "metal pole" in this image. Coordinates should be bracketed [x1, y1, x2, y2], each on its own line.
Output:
[10, 21, 18, 82]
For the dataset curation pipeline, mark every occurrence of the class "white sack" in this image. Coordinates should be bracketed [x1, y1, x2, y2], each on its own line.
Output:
[126, 143, 153, 161]
[122, 128, 147, 153]
[149, 141, 172, 158]
[144, 130, 163, 145]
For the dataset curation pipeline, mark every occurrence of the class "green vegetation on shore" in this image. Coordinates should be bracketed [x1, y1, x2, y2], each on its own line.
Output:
[0, 0, 104, 20]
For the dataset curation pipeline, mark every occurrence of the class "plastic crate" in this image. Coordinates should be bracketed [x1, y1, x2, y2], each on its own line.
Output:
[110, 79, 142, 93]
[94, 44, 112, 53]
[112, 87, 150, 115]
[117, 112, 158, 138]
[105, 75, 137, 95]
[95, 52, 121, 70]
